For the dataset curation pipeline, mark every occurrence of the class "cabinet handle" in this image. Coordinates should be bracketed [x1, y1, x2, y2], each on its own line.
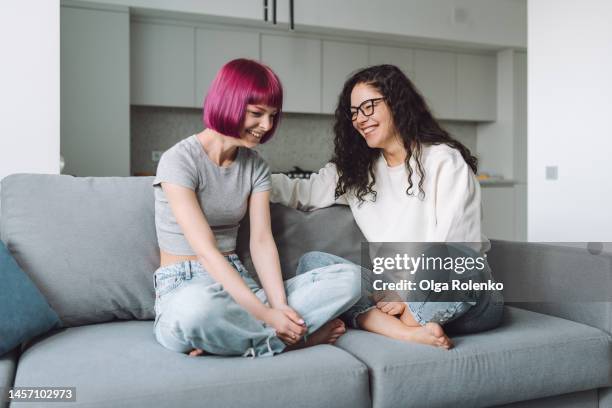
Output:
[289, 0, 294, 30]
[272, 0, 277, 24]
[263, 0, 268, 22]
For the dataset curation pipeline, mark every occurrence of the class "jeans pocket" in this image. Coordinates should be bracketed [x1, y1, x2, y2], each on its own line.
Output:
[154, 272, 185, 299]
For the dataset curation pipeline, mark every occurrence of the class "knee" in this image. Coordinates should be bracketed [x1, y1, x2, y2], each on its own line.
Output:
[299, 251, 349, 268]
[298, 251, 329, 265]
[165, 289, 221, 332]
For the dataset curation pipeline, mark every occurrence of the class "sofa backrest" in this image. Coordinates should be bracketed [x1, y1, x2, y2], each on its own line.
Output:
[0, 174, 365, 328]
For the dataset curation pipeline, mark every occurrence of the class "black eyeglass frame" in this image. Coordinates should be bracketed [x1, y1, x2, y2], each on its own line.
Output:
[349, 97, 385, 121]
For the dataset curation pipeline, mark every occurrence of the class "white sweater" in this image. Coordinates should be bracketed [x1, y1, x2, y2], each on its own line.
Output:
[271, 144, 489, 251]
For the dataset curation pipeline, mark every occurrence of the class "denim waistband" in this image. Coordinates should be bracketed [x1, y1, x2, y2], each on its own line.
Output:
[153, 254, 243, 288]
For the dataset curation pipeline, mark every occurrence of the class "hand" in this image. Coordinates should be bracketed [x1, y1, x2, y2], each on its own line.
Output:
[263, 306, 307, 345]
[376, 301, 406, 316]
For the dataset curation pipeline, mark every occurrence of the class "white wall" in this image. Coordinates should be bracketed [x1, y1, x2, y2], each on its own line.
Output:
[0, 1, 60, 180]
[77, 0, 526, 48]
[528, 0, 612, 241]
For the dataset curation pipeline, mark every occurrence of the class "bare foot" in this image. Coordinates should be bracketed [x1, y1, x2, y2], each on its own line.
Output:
[401, 322, 454, 349]
[188, 348, 206, 357]
[285, 319, 347, 352]
[305, 319, 347, 346]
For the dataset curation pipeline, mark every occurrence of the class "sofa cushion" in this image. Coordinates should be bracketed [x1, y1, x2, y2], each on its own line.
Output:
[336, 307, 612, 408]
[0, 175, 159, 327]
[0, 348, 19, 408]
[13, 321, 371, 408]
[0, 240, 60, 355]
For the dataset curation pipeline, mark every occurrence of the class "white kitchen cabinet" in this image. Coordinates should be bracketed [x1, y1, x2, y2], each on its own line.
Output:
[130, 21, 195, 107]
[456, 54, 496, 121]
[368, 45, 415, 77]
[481, 186, 516, 241]
[61, 5, 130, 177]
[413, 49, 456, 119]
[195, 28, 260, 108]
[322, 41, 369, 114]
[261, 35, 321, 113]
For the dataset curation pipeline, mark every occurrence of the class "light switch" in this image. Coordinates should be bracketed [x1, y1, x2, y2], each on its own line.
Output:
[545, 166, 558, 180]
[152, 151, 163, 162]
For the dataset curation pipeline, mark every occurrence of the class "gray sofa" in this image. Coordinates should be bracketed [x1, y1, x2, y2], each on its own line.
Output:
[0, 174, 610, 408]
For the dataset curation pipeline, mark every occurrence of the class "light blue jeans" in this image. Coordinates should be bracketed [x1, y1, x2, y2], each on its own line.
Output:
[296, 251, 504, 333]
[153, 254, 362, 357]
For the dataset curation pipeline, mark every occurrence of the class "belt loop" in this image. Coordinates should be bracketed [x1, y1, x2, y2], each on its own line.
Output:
[185, 261, 192, 280]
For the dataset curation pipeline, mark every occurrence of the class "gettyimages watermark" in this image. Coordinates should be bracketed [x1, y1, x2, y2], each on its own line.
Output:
[359, 242, 612, 303]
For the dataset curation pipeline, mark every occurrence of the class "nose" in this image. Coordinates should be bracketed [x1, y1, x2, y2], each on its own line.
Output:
[260, 114, 273, 131]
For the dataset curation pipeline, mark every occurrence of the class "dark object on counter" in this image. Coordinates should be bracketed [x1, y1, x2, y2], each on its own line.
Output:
[278, 166, 314, 179]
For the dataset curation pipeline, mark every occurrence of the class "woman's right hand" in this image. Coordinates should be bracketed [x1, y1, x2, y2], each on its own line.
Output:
[263, 307, 307, 345]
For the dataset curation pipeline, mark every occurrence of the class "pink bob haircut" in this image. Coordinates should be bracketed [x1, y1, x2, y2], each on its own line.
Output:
[203, 59, 283, 144]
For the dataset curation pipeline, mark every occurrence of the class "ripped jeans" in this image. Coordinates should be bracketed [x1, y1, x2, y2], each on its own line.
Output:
[296, 251, 504, 333]
[153, 254, 362, 357]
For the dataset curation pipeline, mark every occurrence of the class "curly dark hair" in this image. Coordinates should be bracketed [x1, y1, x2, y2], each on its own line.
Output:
[331, 64, 478, 203]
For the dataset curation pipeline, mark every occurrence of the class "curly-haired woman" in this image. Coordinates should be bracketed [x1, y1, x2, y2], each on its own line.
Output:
[272, 65, 504, 349]
[152, 59, 362, 357]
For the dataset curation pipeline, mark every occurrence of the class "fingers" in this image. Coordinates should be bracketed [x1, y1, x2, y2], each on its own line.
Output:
[282, 309, 307, 336]
[287, 320, 307, 336]
[285, 309, 306, 326]
[278, 333, 298, 345]
[277, 329, 301, 345]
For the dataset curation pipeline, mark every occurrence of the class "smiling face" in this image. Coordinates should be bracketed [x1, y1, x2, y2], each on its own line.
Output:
[350, 83, 398, 150]
[239, 104, 278, 147]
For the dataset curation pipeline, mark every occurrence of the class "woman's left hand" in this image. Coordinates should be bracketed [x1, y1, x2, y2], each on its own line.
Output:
[274, 304, 307, 344]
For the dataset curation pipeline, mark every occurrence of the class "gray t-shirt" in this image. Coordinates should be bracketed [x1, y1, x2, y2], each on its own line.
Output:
[153, 135, 271, 254]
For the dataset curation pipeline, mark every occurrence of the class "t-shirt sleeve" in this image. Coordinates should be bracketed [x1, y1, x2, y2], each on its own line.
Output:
[251, 154, 271, 193]
[152, 146, 199, 191]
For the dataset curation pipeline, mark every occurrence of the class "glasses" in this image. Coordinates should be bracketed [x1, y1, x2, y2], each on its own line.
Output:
[349, 98, 384, 121]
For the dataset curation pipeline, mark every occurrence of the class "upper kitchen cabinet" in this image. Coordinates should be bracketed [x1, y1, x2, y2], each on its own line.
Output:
[261, 35, 321, 113]
[368, 45, 415, 77]
[195, 28, 260, 108]
[322, 41, 368, 114]
[456, 54, 496, 121]
[61, 4, 130, 177]
[130, 21, 195, 107]
[413, 49, 456, 119]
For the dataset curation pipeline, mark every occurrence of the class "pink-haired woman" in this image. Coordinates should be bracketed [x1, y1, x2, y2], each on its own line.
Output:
[151, 59, 361, 357]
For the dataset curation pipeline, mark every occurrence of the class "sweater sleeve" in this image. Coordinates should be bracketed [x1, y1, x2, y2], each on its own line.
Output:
[431, 151, 483, 244]
[270, 162, 348, 211]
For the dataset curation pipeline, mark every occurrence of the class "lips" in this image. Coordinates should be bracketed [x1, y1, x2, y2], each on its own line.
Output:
[360, 125, 377, 136]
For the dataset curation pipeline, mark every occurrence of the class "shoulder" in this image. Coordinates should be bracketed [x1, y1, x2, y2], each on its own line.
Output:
[421, 144, 469, 172]
[240, 148, 270, 171]
[161, 136, 199, 163]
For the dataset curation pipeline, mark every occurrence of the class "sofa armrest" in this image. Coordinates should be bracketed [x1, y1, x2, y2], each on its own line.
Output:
[487, 240, 612, 335]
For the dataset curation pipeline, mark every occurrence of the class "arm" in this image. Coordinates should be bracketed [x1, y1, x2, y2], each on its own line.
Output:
[270, 163, 348, 211]
[431, 152, 483, 244]
[248, 190, 287, 308]
[248, 190, 307, 338]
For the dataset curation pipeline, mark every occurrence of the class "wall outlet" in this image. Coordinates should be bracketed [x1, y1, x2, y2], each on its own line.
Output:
[545, 166, 558, 180]
[151, 151, 163, 162]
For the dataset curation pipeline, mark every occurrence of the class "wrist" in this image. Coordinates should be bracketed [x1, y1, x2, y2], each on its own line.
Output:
[253, 304, 272, 322]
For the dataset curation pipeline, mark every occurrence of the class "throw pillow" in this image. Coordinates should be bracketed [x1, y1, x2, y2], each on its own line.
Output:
[0, 240, 61, 356]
